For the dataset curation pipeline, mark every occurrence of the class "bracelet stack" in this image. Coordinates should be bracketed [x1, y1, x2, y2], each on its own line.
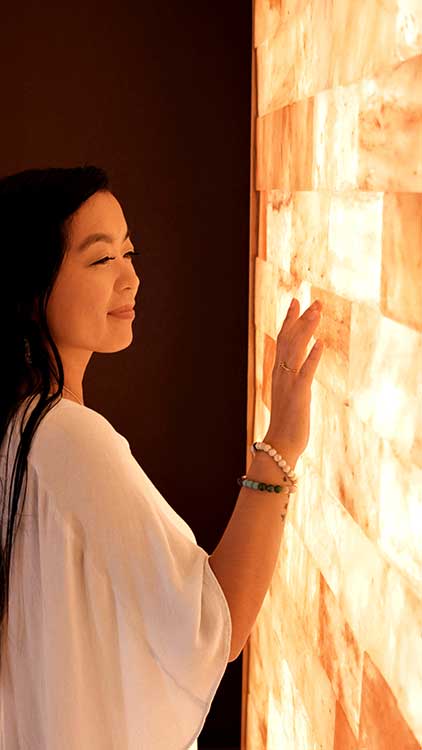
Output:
[237, 441, 298, 520]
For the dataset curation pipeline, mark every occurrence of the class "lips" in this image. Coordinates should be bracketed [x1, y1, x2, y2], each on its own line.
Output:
[108, 304, 135, 314]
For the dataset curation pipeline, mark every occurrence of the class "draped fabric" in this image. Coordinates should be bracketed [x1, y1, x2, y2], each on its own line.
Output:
[0, 396, 231, 749]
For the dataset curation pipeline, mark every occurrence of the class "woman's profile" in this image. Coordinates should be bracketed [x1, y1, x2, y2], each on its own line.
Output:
[0, 166, 232, 750]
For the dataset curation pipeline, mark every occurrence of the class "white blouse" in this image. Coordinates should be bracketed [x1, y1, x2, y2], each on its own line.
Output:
[0, 395, 232, 749]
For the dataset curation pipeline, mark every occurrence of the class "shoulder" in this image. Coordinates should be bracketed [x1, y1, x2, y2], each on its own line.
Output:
[28, 398, 130, 474]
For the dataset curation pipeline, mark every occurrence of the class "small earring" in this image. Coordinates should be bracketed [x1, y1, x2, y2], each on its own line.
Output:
[24, 336, 32, 365]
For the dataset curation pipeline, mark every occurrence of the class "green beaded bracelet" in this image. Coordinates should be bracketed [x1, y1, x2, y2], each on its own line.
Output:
[237, 475, 288, 493]
[237, 475, 293, 519]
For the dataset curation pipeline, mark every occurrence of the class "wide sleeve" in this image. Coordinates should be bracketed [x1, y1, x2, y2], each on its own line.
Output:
[28, 404, 232, 749]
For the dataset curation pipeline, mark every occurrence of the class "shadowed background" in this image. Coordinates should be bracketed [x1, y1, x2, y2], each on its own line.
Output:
[1, 1, 252, 747]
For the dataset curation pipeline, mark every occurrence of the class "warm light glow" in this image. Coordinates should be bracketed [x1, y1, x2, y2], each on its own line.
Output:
[245, 0, 422, 747]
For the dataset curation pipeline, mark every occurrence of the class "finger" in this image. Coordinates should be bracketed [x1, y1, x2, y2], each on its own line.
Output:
[281, 298, 300, 334]
[282, 297, 320, 335]
[299, 338, 324, 382]
[295, 307, 322, 346]
[278, 300, 321, 363]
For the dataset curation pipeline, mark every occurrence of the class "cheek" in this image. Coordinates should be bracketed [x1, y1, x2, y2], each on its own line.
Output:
[49, 292, 106, 335]
[47, 269, 112, 335]
[46, 294, 74, 336]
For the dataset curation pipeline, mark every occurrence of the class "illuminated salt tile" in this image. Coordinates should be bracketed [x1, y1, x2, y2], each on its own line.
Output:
[254, 325, 265, 389]
[358, 58, 422, 192]
[378, 441, 422, 591]
[245, 691, 266, 749]
[272, 521, 320, 653]
[382, 193, 422, 330]
[359, 652, 421, 750]
[288, 191, 331, 283]
[262, 570, 336, 748]
[266, 690, 286, 750]
[318, 575, 363, 735]
[254, 256, 279, 337]
[266, 191, 294, 271]
[266, 665, 321, 750]
[317, 393, 382, 537]
[349, 304, 421, 444]
[313, 87, 362, 192]
[327, 193, 383, 300]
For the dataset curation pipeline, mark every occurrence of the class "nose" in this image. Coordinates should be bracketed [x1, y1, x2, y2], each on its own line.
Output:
[118, 262, 140, 296]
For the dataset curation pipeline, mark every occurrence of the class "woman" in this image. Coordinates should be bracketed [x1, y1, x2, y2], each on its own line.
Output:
[0, 165, 323, 749]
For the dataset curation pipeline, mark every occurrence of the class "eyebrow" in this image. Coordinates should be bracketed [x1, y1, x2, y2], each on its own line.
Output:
[77, 226, 131, 253]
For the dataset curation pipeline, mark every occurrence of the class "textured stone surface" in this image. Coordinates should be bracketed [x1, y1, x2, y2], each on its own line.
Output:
[244, 0, 422, 748]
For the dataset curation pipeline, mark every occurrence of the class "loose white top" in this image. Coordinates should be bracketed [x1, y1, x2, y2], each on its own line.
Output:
[0, 395, 232, 749]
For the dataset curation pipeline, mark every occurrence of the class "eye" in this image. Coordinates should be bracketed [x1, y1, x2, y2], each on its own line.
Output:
[94, 250, 141, 266]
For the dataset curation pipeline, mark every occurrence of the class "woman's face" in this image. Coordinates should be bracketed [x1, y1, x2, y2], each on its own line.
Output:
[44, 190, 141, 385]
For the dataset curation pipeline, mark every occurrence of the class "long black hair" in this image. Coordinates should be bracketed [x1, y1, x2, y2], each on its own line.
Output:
[0, 165, 110, 671]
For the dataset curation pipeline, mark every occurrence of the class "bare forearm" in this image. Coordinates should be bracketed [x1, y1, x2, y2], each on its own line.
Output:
[209, 447, 298, 661]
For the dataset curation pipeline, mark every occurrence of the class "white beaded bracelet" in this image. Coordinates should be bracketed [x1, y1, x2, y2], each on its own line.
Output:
[250, 441, 297, 484]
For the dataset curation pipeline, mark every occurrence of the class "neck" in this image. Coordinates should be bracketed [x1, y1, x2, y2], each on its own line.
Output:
[63, 386, 84, 406]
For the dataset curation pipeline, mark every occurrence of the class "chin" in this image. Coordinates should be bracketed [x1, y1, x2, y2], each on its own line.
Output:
[96, 335, 134, 354]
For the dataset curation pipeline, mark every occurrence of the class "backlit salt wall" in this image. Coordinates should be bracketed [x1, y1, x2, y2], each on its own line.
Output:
[242, 1, 422, 748]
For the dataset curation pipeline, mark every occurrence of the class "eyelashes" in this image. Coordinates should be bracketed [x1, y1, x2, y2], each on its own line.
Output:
[94, 250, 141, 266]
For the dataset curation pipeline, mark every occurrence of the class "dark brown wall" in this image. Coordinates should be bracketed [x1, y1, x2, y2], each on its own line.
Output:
[1, 1, 251, 746]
